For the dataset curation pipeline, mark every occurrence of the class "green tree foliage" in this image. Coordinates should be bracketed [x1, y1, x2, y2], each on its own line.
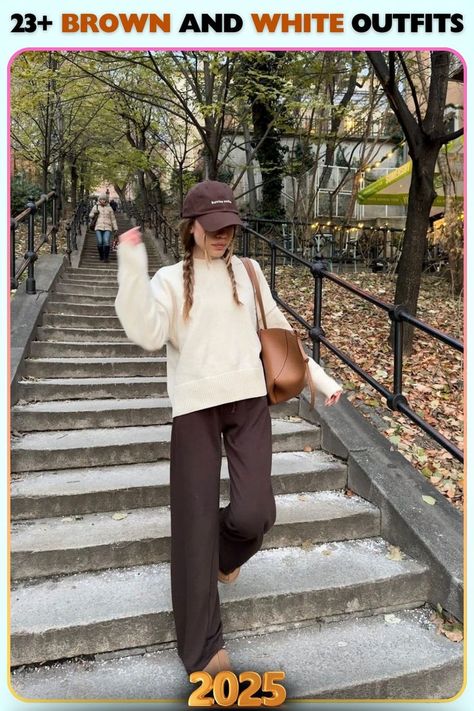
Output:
[367, 51, 463, 351]
[10, 173, 42, 215]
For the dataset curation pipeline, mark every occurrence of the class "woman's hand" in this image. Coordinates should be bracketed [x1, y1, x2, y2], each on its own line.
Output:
[325, 389, 342, 406]
[119, 226, 142, 246]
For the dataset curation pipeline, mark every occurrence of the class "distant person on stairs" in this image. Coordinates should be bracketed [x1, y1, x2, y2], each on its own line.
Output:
[89, 193, 118, 262]
[114, 181, 343, 678]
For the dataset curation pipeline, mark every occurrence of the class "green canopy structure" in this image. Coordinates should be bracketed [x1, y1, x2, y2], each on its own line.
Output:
[357, 136, 463, 208]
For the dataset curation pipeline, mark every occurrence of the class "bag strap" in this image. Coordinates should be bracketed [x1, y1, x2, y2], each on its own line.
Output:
[241, 257, 316, 407]
[240, 257, 268, 329]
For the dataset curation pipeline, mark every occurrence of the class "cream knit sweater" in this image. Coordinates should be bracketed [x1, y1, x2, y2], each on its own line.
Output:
[115, 242, 342, 417]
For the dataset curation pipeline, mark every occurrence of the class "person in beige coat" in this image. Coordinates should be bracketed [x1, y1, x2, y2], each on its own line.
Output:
[89, 193, 118, 262]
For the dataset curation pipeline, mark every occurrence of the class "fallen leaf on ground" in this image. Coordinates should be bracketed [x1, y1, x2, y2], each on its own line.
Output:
[431, 612, 463, 642]
[275, 267, 463, 509]
[422, 495, 437, 505]
[384, 614, 401, 624]
[443, 627, 464, 643]
[386, 545, 405, 561]
[112, 512, 128, 521]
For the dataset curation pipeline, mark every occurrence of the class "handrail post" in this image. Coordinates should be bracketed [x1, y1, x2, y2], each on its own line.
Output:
[310, 257, 326, 362]
[242, 226, 249, 257]
[10, 219, 18, 290]
[71, 213, 78, 251]
[388, 305, 409, 411]
[25, 198, 37, 294]
[41, 194, 48, 244]
[51, 192, 58, 254]
[270, 241, 277, 294]
[65, 221, 72, 265]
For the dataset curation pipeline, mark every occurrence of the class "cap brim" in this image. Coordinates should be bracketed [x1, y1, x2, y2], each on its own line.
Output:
[196, 212, 243, 233]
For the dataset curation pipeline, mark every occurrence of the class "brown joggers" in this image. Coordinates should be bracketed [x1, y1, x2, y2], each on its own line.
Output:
[169, 395, 275, 673]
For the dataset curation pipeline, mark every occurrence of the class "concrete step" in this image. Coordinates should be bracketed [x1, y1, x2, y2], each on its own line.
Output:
[63, 273, 119, 282]
[11, 491, 379, 580]
[65, 266, 157, 276]
[40, 314, 123, 329]
[57, 280, 119, 292]
[11, 451, 347, 519]
[35, 326, 129, 342]
[12, 397, 298, 432]
[10, 539, 429, 666]
[10, 608, 462, 700]
[60, 272, 160, 283]
[51, 284, 118, 296]
[46, 293, 117, 305]
[15, 376, 168, 404]
[80, 256, 161, 266]
[11, 419, 319, 472]
[59, 275, 119, 285]
[29, 341, 158, 358]
[45, 302, 118, 316]
[22, 357, 164, 379]
[66, 266, 119, 275]
[12, 396, 172, 432]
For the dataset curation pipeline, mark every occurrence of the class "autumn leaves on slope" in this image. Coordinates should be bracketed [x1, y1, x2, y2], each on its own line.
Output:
[275, 266, 463, 509]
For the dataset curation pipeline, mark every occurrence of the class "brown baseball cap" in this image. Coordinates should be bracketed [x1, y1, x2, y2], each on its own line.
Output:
[182, 180, 243, 232]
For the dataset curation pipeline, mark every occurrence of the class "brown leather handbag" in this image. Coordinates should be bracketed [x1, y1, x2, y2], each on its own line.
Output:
[241, 258, 315, 407]
[89, 208, 99, 231]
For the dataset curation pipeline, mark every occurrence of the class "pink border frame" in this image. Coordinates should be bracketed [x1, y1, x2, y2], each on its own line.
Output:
[6, 45, 468, 704]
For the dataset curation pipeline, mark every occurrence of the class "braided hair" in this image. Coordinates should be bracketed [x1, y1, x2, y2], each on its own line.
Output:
[180, 219, 242, 320]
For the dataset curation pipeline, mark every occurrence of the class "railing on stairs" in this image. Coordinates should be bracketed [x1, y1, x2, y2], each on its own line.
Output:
[11, 192, 58, 292]
[124, 200, 180, 260]
[122, 199, 463, 462]
[151, 206, 180, 260]
[11, 194, 89, 292]
[65, 201, 89, 262]
[240, 223, 463, 463]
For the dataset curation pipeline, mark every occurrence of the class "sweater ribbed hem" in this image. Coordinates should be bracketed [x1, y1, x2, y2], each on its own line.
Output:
[172, 368, 267, 418]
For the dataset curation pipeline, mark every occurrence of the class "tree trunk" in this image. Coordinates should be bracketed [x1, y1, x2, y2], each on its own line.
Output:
[42, 161, 49, 194]
[137, 170, 150, 222]
[114, 184, 127, 205]
[243, 122, 258, 214]
[251, 99, 285, 218]
[437, 148, 463, 296]
[367, 51, 462, 354]
[393, 143, 438, 352]
[70, 163, 78, 210]
[54, 162, 63, 218]
[204, 116, 218, 180]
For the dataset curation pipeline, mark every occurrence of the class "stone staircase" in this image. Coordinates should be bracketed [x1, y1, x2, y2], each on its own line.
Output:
[10, 215, 463, 700]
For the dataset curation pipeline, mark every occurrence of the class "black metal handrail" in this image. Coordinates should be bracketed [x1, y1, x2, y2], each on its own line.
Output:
[241, 223, 464, 463]
[120, 202, 463, 460]
[11, 192, 58, 292]
[244, 216, 447, 274]
[65, 200, 89, 262]
[125, 200, 181, 260]
[150, 204, 180, 260]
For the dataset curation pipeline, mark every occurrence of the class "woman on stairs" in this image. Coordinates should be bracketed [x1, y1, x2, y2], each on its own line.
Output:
[115, 180, 342, 677]
[89, 193, 118, 262]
